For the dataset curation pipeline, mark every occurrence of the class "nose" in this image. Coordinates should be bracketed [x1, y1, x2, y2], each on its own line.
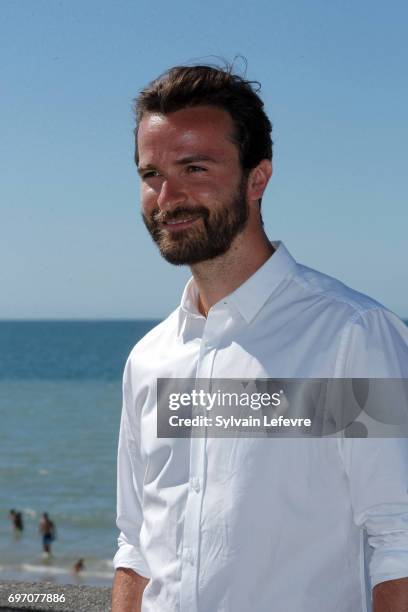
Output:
[156, 178, 186, 212]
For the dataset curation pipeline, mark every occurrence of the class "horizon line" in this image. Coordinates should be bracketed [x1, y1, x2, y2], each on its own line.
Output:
[0, 316, 407, 323]
[0, 317, 163, 322]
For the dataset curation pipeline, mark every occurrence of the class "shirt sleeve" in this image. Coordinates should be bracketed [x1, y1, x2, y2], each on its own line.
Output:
[340, 307, 408, 588]
[113, 356, 150, 578]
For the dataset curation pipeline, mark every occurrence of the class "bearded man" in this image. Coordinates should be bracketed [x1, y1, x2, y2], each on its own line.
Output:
[112, 64, 408, 612]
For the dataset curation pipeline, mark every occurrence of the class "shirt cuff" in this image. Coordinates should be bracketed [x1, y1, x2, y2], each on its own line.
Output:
[370, 541, 408, 588]
[113, 541, 150, 579]
[365, 506, 408, 588]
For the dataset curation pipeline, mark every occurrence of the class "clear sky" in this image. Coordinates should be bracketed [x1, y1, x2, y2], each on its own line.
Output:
[1, 0, 407, 320]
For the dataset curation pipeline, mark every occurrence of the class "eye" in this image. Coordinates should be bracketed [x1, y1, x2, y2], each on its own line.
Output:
[142, 170, 159, 179]
[186, 165, 206, 173]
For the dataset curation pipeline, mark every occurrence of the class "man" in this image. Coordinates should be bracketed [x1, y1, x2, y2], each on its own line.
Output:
[112, 64, 408, 611]
[39, 512, 56, 555]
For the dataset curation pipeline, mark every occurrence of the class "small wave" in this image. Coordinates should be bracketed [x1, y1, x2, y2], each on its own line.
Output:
[21, 562, 113, 580]
[22, 563, 66, 575]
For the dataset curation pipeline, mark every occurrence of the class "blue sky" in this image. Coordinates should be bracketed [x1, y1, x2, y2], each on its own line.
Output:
[1, 0, 407, 319]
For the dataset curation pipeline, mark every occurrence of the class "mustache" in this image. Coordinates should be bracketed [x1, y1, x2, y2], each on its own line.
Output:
[152, 206, 209, 224]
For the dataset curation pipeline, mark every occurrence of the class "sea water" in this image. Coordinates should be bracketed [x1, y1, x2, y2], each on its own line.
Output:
[0, 321, 159, 587]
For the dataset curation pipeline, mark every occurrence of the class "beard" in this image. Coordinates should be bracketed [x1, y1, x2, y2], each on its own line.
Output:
[142, 177, 249, 265]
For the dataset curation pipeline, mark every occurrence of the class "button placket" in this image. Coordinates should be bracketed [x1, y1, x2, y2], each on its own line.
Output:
[180, 307, 232, 612]
[179, 331, 215, 612]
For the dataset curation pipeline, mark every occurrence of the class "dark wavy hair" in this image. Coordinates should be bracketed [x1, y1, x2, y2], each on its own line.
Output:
[133, 64, 273, 174]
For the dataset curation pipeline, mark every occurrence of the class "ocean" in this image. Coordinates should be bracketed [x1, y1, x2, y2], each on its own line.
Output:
[0, 320, 159, 587]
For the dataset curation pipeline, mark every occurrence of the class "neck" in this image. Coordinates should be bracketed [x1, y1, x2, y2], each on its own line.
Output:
[192, 226, 274, 317]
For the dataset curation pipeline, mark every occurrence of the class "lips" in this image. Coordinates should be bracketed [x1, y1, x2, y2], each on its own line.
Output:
[162, 214, 202, 230]
[166, 217, 195, 225]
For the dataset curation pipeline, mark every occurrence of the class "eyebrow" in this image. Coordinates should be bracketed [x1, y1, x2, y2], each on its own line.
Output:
[137, 154, 218, 176]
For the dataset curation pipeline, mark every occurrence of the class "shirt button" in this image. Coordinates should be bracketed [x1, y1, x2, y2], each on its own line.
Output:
[190, 477, 200, 493]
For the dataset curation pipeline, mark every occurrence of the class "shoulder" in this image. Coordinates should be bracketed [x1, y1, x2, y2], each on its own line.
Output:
[292, 263, 384, 318]
[120, 308, 181, 414]
[124, 308, 180, 373]
[291, 264, 408, 375]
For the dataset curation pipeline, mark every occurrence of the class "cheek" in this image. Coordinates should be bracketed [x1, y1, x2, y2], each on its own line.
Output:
[189, 180, 222, 202]
[193, 172, 239, 203]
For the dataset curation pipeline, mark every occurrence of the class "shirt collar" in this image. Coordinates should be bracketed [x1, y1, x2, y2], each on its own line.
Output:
[179, 241, 297, 326]
[228, 241, 297, 323]
[180, 276, 203, 319]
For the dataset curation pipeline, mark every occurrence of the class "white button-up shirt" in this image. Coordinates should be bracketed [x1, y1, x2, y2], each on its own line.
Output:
[114, 242, 408, 612]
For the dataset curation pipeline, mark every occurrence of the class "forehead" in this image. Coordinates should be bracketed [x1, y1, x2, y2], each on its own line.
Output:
[137, 106, 239, 163]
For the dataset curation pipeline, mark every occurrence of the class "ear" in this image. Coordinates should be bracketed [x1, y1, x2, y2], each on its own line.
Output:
[246, 160, 273, 205]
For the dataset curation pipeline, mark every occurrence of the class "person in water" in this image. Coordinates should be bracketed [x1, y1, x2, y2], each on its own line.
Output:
[9, 509, 24, 533]
[39, 512, 56, 554]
